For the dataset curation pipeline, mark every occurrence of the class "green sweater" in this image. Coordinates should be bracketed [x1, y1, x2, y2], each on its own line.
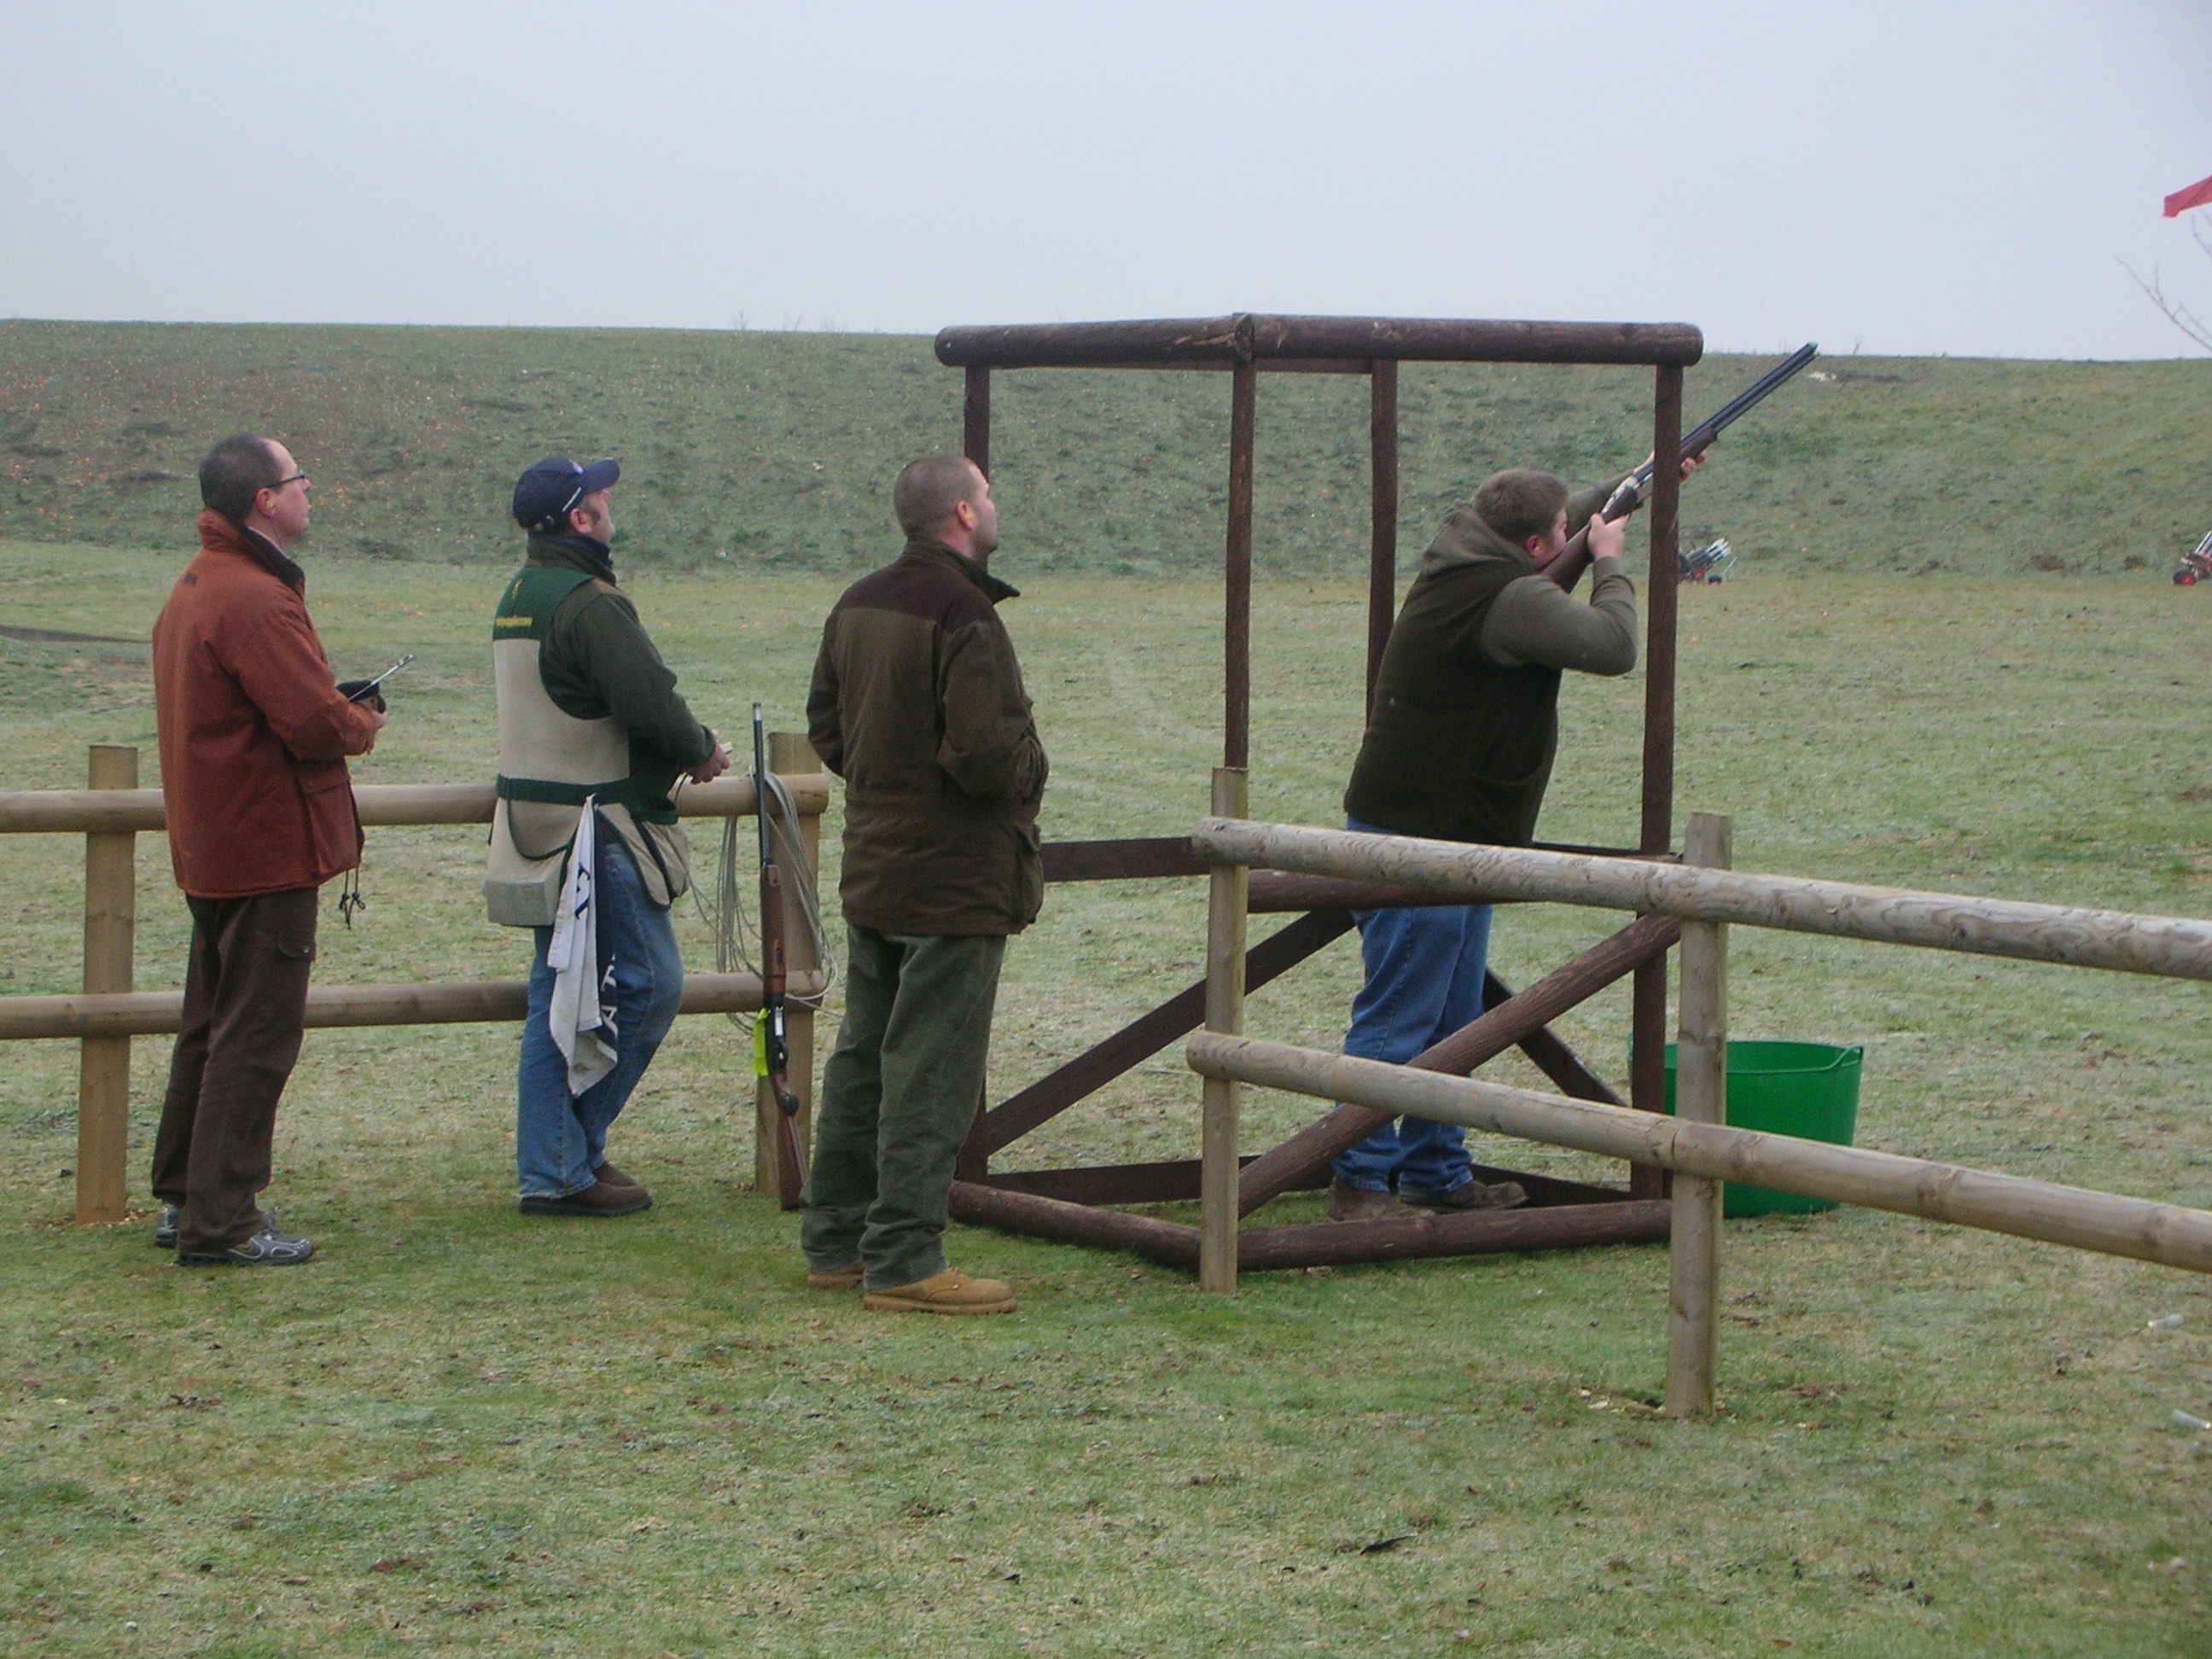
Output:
[1344, 479, 1636, 847]
[523, 533, 714, 811]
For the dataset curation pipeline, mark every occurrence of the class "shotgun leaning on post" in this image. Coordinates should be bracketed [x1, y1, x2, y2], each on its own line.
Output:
[754, 702, 807, 1208]
[1546, 342, 1819, 591]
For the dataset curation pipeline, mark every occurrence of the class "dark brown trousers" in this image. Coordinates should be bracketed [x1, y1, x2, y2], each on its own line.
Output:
[150, 887, 318, 1255]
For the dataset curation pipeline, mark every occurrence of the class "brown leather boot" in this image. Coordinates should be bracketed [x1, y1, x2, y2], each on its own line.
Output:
[595, 1161, 643, 1189]
[806, 1263, 864, 1290]
[862, 1268, 1016, 1314]
[1326, 1178, 1414, 1222]
[518, 1177, 653, 1217]
[1404, 1178, 1528, 1213]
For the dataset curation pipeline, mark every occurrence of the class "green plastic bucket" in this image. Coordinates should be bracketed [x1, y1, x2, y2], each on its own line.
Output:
[1659, 1040, 1863, 1218]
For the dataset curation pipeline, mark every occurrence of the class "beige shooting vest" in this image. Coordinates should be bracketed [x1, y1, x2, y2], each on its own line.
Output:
[484, 565, 690, 926]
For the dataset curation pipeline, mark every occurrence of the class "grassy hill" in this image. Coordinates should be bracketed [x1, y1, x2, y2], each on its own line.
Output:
[3, 319, 2208, 578]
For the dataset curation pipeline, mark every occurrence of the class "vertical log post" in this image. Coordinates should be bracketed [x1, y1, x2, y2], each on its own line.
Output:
[1199, 765, 1250, 1293]
[963, 366, 992, 477]
[754, 732, 821, 1194]
[1366, 358, 1399, 710]
[1629, 364, 1685, 1200]
[1224, 359, 1257, 770]
[1665, 810, 1731, 1417]
[76, 744, 138, 1225]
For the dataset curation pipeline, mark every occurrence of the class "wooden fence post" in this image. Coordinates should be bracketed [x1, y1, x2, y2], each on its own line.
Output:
[1666, 810, 1731, 1417]
[76, 744, 138, 1225]
[755, 732, 820, 1195]
[1200, 765, 1249, 1292]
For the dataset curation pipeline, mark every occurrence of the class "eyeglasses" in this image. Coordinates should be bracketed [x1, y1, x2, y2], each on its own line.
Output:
[265, 472, 309, 492]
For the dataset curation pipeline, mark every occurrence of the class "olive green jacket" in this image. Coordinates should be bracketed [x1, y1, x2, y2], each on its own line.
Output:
[808, 539, 1049, 935]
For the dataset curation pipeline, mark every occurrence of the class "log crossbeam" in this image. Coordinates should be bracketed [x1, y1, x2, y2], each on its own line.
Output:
[946, 1179, 1670, 1272]
[967, 909, 1352, 1161]
[1235, 915, 1679, 1215]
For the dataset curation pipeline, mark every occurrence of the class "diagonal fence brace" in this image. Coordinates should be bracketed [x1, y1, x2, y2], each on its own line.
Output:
[1234, 913, 1679, 1215]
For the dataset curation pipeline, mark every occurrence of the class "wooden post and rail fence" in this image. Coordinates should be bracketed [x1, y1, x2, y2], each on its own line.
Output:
[1184, 814, 2212, 1417]
[2, 743, 828, 1227]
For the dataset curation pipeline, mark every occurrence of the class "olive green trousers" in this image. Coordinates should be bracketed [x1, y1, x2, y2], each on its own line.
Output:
[800, 925, 1006, 1290]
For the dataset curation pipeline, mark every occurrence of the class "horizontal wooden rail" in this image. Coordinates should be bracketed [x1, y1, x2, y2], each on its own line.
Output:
[1193, 819, 2212, 981]
[934, 314, 1704, 369]
[0, 970, 819, 1040]
[0, 773, 830, 835]
[1190, 1033, 2212, 1277]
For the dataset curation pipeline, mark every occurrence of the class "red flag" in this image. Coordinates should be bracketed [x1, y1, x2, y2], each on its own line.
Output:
[2165, 173, 2212, 218]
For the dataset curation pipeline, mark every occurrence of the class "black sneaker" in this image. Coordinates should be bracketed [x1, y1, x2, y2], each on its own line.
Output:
[152, 1204, 179, 1250]
[177, 1213, 314, 1266]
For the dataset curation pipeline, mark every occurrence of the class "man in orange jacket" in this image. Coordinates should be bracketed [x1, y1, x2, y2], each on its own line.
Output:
[148, 434, 385, 1266]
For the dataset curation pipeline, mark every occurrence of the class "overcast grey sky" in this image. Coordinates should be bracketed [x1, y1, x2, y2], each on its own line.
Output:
[4, 0, 2209, 358]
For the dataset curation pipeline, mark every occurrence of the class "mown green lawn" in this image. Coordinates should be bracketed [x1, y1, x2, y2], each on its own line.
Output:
[2, 539, 2209, 1656]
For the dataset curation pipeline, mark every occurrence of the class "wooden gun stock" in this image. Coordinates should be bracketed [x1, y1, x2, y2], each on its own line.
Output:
[760, 859, 807, 1210]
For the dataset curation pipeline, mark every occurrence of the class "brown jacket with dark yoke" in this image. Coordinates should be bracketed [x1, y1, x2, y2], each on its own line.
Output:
[807, 538, 1049, 936]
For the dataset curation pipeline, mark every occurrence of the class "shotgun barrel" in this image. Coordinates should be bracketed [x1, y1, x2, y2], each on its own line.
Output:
[1545, 342, 1818, 591]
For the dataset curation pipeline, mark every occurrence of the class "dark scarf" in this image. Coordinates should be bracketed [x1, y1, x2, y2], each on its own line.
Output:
[527, 531, 618, 584]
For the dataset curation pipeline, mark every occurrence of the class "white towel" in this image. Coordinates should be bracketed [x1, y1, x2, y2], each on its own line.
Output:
[545, 800, 618, 1096]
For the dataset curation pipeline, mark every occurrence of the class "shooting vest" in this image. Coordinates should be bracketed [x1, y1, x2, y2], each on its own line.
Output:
[1344, 550, 1563, 848]
[484, 564, 690, 925]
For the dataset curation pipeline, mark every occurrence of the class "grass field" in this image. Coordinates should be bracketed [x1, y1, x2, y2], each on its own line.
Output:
[6, 319, 2211, 579]
[2, 516, 2209, 1655]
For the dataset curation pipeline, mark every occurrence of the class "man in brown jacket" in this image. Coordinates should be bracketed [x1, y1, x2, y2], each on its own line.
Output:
[801, 454, 1046, 1313]
[148, 434, 384, 1265]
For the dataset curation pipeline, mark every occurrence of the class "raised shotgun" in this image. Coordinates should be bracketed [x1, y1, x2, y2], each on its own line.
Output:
[1545, 342, 1819, 592]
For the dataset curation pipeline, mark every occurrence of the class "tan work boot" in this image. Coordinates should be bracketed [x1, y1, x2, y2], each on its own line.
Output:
[862, 1268, 1016, 1315]
[1404, 1178, 1528, 1213]
[1326, 1178, 1414, 1222]
[806, 1263, 864, 1290]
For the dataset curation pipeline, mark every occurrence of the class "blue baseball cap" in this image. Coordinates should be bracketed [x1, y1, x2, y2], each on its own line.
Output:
[512, 456, 620, 533]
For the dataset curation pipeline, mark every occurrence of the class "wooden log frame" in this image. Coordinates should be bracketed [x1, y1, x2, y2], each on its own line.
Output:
[940, 313, 1700, 1274]
[76, 745, 136, 1225]
[1192, 819, 2212, 981]
[1189, 1032, 2212, 1278]
[946, 1179, 1673, 1272]
[1666, 812, 1730, 1417]
[1, 971, 824, 1041]
[1231, 914, 1679, 1217]
[0, 772, 831, 835]
[3, 748, 828, 1227]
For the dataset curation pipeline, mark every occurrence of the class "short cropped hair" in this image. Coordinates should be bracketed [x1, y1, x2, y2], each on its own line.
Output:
[199, 433, 282, 524]
[1473, 469, 1570, 547]
[893, 453, 983, 537]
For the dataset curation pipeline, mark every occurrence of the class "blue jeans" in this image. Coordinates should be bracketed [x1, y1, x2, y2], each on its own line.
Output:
[516, 829, 684, 1199]
[1334, 818, 1493, 1198]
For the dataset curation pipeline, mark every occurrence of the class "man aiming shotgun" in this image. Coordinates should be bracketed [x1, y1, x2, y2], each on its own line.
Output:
[1323, 347, 1813, 1221]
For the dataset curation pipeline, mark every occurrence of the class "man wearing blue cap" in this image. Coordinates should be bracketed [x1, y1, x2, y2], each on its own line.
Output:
[486, 457, 731, 1216]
